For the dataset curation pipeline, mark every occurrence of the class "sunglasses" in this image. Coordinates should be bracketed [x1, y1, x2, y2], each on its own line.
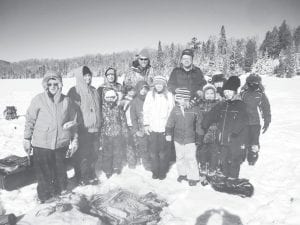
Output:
[47, 82, 59, 87]
[139, 58, 148, 61]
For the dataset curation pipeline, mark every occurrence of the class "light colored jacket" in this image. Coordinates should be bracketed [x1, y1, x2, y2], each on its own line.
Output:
[143, 89, 174, 133]
[24, 92, 77, 150]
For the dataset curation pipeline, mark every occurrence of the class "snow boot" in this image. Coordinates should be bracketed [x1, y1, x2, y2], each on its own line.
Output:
[177, 175, 187, 183]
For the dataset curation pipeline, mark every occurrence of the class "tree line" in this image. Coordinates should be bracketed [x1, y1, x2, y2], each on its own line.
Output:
[1, 20, 299, 79]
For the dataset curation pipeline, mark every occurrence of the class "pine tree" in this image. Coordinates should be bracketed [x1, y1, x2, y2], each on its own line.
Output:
[245, 38, 257, 72]
[293, 26, 300, 52]
[156, 41, 165, 75]
[278, 20, 293, 51]
[218, 25, 227, 55]
[189, 37, 201, 50]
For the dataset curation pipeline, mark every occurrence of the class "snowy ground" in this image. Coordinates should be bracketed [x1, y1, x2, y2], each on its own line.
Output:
[0, 76, 300, 225]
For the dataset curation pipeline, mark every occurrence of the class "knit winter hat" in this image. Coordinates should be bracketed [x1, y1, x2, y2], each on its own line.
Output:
[246, 73, 262, 84]
[223, 76, 241, 92]
[181, 49, 194, 58]
[153, 75, 167, 86]
[203, 83, 217, 94]
[175, 88, 191, 102]
[103, 89, 118, 102]
[139, 48, 151, 59]
[82, 66, 92, 76]
[42, 71, 63, 90]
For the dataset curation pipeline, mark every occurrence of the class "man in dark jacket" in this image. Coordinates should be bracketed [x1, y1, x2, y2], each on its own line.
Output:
[240, 73, 271, 165]
[167, 49, 207, 98]
[202, 76, 248, 179]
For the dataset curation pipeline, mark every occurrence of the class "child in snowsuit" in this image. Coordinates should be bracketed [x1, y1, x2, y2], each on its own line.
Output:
[130, 81, 151, 170]
[166, 88, 201, 186]
[240, 73, 271, 165]
[198, 84, 220, 176]
[202, 76, 248, 179]
[100, 89, 128, 178]
[143, 75, 174, 180]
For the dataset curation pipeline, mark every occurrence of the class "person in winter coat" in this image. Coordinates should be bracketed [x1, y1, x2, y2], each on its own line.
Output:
[197, 84, 220, 176]
[202, 76, 248, 179]
[124, 49, 154, 88]
[165, 88, 202, 186]
[168, 49, 207, 99]
[98, 67, 124, 106]
[143, 75, 174, 180]
[240, 73, 271, 165]
[67, 66, 102, 185]
[100, 89, 128, 178]
[24, 71, 78, 203]
[129, 80, 151, 170]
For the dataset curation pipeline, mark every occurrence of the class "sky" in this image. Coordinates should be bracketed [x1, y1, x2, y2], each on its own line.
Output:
[0, 0, 300, 62]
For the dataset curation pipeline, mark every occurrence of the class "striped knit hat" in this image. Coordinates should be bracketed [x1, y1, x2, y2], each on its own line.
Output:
[153, 75, 167, 86]
[175, 88, 191, 102]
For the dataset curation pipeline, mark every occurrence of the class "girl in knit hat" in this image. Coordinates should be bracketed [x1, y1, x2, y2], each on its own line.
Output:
[165, 88, 202, 186]
[202, 76, 248, 179]
[143, 75, 174, 180]
[197, 84, 221, 177]
[24, 71, 78, 203]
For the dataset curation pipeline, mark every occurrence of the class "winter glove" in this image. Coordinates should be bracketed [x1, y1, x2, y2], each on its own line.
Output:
[144, 125, 152, 135]
[23, 139, 32, 154]
[165, 135, 172, 142]
[67, 138, 78, 158]
[63, 120, 78, 130]
[262, 121, 270, 134]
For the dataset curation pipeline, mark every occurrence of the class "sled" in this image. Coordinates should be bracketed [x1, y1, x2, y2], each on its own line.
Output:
[0, 155, 36, 191]
[206, 175, 254, 198]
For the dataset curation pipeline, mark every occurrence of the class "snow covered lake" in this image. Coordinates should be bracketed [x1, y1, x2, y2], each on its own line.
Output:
[0, 76, 300, 225]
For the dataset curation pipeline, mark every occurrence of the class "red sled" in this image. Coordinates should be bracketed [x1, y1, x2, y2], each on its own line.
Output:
[0, 155, 36, 191]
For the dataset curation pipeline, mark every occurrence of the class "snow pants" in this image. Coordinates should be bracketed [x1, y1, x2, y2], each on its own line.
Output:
[174, 142, 200, 181]
[245, 125, 261, 147]
[33, 146, 67, 202]
[148, 132, 170, 178]
[72, 131, 99, 183]
[101, 135, 124, 176]
[200, 143, 221, 173]
[219, 142, 244, 178]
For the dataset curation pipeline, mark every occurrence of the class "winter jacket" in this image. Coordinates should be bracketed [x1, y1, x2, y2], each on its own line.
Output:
[168, 65, 207, 97]
[143, 89, 174, 133]
[240, 89, 271, 125]
[67, 67, 102, 133]
[24, 92, 77, 150]
[101, 103, 128, 137]
[198, 100, 220, 143]
[202, 98, 248, 146]
[166, 105, 202, 145]
[124, 66, 154, 88]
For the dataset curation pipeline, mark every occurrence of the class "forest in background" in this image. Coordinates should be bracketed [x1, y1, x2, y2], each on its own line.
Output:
[1, 20, 300, 80]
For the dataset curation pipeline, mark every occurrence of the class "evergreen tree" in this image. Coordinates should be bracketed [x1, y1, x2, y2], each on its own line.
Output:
[156, 41, 165, 75]
[278, 20, 293, 51]
[188, 37, 201, 50]
[218, 25, 227, 55]
[245, 38, 257, 72]
[293, 26, 300, 52]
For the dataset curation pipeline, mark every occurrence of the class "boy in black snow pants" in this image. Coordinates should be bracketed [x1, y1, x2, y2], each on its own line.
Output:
[202, 76, 248, 179]
[240, 73, 271, 165]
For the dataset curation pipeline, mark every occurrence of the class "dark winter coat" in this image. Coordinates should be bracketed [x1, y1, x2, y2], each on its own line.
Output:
[166, 105, 202, 145]
[167, 66, 207, 97]
[198, 100, 219, 143]
[202, 98, 248, 146]
[240, 89, 271, 125]
[124, 66, 154, 88]
[130, 96, 145, 134]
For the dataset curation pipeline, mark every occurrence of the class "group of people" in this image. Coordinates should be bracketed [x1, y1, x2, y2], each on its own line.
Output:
[23, 48, 271, 203]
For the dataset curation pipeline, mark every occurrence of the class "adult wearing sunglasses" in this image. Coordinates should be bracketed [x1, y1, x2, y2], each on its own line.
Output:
[24, 71, 78, 203]
[123, 48, 154, 88]
[67, 66, 102, 185]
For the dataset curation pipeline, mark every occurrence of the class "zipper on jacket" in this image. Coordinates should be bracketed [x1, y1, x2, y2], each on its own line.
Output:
[220, 103, 229, 145]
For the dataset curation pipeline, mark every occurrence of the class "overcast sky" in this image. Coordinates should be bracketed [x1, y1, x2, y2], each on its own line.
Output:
[1, 0, 300, 62]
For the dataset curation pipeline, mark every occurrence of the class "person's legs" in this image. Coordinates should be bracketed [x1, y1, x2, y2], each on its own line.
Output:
[220, 146, 230, 177]
[137, 135, 151, 170]
[184, 143, 200, 181]
[33, 147, 55, 202]
[148, 132, 159, 178]
[101, 136, 114, 177]
[87, 132, 100, 180]
[174, 142, 187, 178]
[53, 147, 68, 194]
[127, 128, 137, 169]
[158, 133, 170, 179]
[112, 135, 124, 174]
